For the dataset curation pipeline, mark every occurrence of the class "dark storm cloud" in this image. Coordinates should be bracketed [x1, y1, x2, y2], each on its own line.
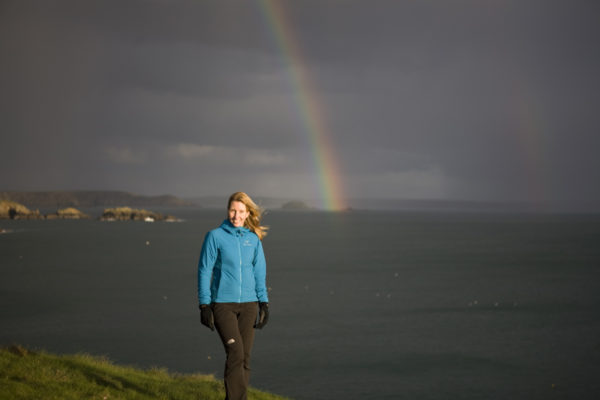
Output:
[1, 0, 600, 210]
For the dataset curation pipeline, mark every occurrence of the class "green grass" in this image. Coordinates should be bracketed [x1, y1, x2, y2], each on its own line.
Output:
[0, 345, 290, 400]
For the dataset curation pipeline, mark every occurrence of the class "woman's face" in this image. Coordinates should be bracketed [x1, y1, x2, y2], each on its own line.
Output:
[228, 200, 249, 228]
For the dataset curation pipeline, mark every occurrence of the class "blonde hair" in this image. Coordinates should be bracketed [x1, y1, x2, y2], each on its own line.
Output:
[228, 192, 268, 240]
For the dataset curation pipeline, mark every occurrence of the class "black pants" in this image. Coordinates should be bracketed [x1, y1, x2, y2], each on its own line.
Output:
[213, 302, 258, 400]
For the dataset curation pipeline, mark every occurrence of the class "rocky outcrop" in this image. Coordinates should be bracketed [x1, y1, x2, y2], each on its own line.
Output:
[0, 200, 44, 219]
[1, 201, 91, 220]
[0, 191, 196, 208]
[1, 200, 178, 221]
[45, 207, 91, 220]
[99, 207, 178, 222]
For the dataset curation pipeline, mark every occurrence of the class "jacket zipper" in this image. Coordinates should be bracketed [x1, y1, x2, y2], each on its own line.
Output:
[237, 234, 242, 302]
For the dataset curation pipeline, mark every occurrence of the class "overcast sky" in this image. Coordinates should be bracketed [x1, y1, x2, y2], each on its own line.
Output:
[1, 0, 599, 210]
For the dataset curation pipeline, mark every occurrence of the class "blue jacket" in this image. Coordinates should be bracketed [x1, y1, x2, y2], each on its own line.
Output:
[198, 220, 268, 304]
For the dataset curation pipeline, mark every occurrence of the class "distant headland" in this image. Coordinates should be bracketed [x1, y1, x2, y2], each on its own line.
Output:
[281, 200, 314, 210]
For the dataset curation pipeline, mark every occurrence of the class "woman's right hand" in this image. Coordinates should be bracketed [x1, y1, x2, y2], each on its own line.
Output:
[199, 304, 215, 331]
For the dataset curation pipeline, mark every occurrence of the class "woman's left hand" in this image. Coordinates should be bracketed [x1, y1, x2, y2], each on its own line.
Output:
[255, 302, 269, 329]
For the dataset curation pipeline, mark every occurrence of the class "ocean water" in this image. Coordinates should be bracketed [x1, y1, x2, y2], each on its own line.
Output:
[1, 209, 599, 400]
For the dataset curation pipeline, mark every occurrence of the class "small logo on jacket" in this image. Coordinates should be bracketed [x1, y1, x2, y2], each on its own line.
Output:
[243, 239, 253, 247]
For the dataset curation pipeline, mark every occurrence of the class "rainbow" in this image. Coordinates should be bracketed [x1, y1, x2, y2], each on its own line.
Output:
[258, 0, 346, 211]
[513, 94, 547, 207]
[507, 69, 549, 210]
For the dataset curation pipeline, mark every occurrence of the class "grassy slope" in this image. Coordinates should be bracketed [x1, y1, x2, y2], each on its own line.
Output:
[0, 346, 290, 400]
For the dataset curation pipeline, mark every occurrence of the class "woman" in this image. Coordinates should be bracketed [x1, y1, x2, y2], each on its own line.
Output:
[198, 192, 270, 400]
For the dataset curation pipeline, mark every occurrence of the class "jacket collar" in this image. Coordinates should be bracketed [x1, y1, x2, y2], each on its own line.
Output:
[220, 219, 250, 236]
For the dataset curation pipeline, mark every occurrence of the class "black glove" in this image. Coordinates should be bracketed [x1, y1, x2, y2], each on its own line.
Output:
[199, 304, 214, 331]
[254, 302, 269, 329]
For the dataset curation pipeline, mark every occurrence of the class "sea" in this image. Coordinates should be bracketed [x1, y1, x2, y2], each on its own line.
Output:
[1, 209, 599, 400]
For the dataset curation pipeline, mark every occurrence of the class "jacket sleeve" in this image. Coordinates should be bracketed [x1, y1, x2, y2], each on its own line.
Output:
[253, 239, 269, 303]
[198, 231, 218, 305]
